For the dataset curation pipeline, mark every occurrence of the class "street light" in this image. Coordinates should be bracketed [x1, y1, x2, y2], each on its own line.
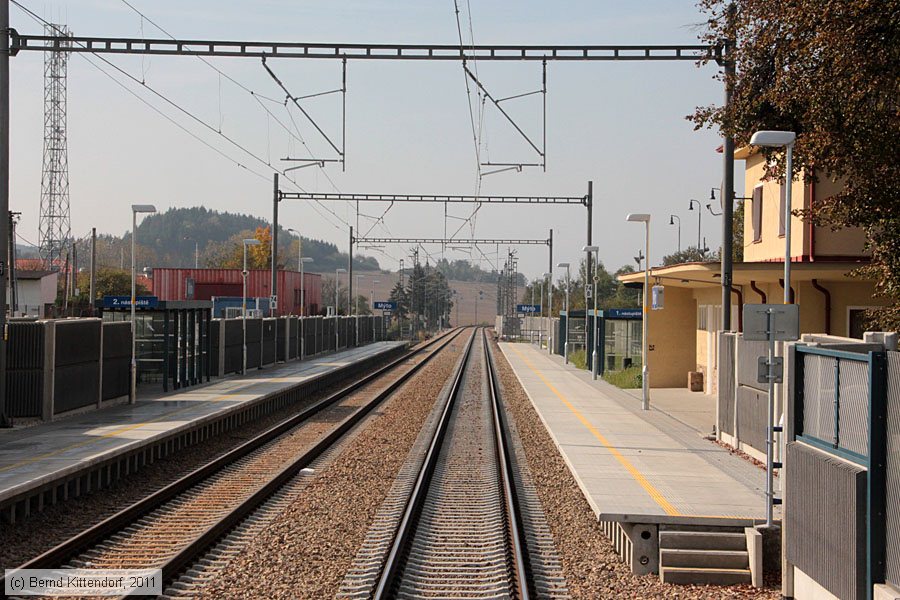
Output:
[557, 262, 570, 364]
[750, 130, 797, 304]
[688, 199, 702, 251]
[626, 213, 651, 411]
[355, 273, 369, 345]
[299, 257, 313, 316]
[371, 279, 379, 340]
[286, 228, 303, 272]
[541, 273, 553, 354]
[668, 214, 681, 253]
[130, 204, 156, 404]
[242, 238, 261, 375]
[183, 235, 199, 268]
[335, 267, 347, 350]
[583, 246, 600, 379]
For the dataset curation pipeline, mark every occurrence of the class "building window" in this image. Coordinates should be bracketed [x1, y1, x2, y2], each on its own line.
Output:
[752, 185, 763, 242]
[779, 183, 786, 237]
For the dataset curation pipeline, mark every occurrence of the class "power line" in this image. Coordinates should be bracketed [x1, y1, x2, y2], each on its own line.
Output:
[14, 0, 359, 238]
[119, 0, 315, 154]
[12, 0, 307, 191]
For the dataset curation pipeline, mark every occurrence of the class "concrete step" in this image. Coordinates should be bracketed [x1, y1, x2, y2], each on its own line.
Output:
[660, 567, 752, 586]
[659, 530, 747, 551]
[660, 548, 749, 570]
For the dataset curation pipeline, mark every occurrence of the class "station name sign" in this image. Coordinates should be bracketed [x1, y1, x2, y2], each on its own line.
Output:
[605, 308, 642, 320]
[516, 304, 541, 314]
[374, 301, 398, 311]
[103, 296, 160, 309]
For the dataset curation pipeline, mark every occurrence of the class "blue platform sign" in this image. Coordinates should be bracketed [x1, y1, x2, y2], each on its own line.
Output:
[605, 308, 642, 320]
[103, 295, 159, 309]
[374, 301, 398, 311]
[516, 304, 541, 314]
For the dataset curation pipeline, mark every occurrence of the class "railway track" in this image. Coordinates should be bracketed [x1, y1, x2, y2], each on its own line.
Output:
[2, 328, 465, 595]
[372, 328, 534, 599]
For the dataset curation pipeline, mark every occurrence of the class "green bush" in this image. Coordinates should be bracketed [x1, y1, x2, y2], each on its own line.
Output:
[603, 366, 643, 389]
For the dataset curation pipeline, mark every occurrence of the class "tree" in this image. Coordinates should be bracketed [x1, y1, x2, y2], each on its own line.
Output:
[691, 0, 900, 328]
[523, 260, 639, 315]
[388, 281, 409, 321]
[205, 226, 271, 270]
[321, 276, 350, 315]
[662, 246, 715, 267]
[75, 268, 149, 300]
[406, 262, 453, 331]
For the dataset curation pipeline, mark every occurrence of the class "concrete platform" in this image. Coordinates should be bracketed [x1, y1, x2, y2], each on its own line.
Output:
[623, 387, 717, 437]
[500, 342, 779, 526]
[0, 342, 406, 510]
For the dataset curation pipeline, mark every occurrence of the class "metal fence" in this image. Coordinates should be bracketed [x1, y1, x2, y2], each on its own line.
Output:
[886, 351, 900, 590]
[789, 345, 888, 599]
[794, 347, 880, 463]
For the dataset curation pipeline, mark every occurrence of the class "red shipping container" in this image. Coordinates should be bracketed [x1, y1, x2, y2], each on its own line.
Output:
[151, 268, 323, 316]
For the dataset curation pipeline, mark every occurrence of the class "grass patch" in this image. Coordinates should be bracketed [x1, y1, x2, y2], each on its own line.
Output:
[603, 365, 642, 389]
[568, 348, 587, 370]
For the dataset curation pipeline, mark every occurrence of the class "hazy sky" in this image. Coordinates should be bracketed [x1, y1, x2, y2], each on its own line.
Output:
[9, 0, 741, 280]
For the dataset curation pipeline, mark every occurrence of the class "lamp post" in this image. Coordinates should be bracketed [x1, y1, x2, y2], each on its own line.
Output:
[626, 213, 651, 410]
[355, 273, 365, 345]
[335, 267, 346, 349]
[688, 199, 702, 252]
[183, 236, 199, 268]
[557, 262, 570, 364]
[299, 257, 313, 316]
[371, 279, 379, 340]
[750, 130, 797, 304]
[583, 246, 600, 379]
[543, 271, 552, 354]
[242, 238, 261, 375]
[750, 129, 797, 530]
[668, 214, 681, 253]
[130, 204, 156, 404]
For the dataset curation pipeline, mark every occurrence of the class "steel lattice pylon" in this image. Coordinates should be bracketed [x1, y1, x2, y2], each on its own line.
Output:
[38, 23, 71, 270]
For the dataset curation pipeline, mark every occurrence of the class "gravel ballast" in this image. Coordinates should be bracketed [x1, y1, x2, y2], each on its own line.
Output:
[490, 339, 780, 600]
[0, 349, 407, 568]
[197, 332, 470, 599]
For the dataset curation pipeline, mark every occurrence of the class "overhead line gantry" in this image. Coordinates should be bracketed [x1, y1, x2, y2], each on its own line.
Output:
[0, 23, 738, 429]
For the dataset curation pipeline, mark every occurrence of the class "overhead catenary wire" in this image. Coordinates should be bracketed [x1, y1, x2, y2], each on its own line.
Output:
[13, 0, 360, 235]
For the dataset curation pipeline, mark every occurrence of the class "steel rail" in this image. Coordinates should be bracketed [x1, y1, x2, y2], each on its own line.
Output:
[2, 328, 464, 590]
[373, 328, 532, 599]
[484, 330, 532, 599]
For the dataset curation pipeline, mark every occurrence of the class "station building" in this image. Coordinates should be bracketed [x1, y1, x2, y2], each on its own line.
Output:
[618, 147, 892, 389]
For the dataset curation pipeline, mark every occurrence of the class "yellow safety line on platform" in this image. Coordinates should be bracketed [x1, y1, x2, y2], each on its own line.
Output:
[508, 344, 681, 517]
[0, 347, 387, 475]
[0, 370, 316, 474]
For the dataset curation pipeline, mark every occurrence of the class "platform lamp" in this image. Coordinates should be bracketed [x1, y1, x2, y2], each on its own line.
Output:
[626, 213, 651, 411]
[242, 238, 261, 375]
[688, 199, 702, 252]
[541, 272, 553, 354]
[749, 130, 797, 304]
[668, 214, 681, 253]
[371, 279, 379, 340]
[130, 204, 156, 404]
[583, 246, 600, 380]
[540, 272, 551, 349]
[299, 257, 313, 316]
[557, 262, 571, 364]
[335, 268, 347, 350]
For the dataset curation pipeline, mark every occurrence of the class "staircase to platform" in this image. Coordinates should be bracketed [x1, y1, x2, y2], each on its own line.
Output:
[659, 528, 753, 585]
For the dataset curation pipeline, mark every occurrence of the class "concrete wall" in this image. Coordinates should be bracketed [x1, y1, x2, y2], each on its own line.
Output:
[647, 286, 696, 388]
